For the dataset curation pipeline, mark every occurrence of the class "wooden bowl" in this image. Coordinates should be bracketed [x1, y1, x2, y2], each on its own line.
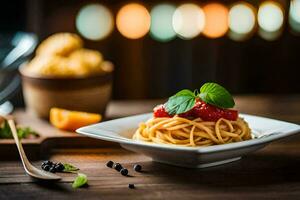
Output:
[19, 66, 113, 118]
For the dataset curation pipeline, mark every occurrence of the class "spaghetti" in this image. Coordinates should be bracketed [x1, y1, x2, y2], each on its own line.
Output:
[133, 116, 251, 147]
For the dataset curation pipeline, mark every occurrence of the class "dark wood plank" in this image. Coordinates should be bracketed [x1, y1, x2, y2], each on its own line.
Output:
[1, 142, 300, 199]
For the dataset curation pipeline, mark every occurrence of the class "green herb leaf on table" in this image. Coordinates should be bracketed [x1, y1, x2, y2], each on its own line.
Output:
[165, 89, 196, 115]
[199, 82, 235, 109]
[0, 120, 12, 138]
[17, 127, 39, 139]
[63, 163, 79, 172]
[72, 173, 88, 189]
[0, 121, 38, 139]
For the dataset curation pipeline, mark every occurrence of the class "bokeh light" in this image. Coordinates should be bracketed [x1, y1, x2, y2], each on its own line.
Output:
[150, 4, 176, 42]
[202, 3, 228, 38]
[116, 3, 151, 39]
[258, 1, 284, 32]
[172, 4, 205, 39]
[228, 2, 256, 41]
[289, 0, 300, 33]
[76, 4, 114, 41]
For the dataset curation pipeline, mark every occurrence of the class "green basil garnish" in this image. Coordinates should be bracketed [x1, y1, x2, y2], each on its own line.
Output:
[165, 89, 196, 115]
[199, 82, 235, 109]
[164, 82, 235, 115]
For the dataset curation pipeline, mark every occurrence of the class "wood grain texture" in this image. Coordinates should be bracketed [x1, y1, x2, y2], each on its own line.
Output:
[1, 143, 300, 200]
[1, 95, 300, 199]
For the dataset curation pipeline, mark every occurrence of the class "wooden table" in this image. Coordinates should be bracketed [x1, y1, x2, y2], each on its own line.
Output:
[1, 95, 300, 199]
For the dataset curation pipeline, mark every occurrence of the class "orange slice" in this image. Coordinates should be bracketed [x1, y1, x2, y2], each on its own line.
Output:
[50, 108, 102, 131]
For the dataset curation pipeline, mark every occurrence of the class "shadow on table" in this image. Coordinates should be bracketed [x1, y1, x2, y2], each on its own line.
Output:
[33, 179, 73, 192]
[137, 153, 300, 188]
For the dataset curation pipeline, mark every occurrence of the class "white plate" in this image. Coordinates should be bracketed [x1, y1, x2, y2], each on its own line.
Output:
[77, 113, 300, 168]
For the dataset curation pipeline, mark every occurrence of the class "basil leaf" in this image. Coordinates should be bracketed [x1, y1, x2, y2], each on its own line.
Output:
[199, 82, 235, 108]
[165, 89, 196, 115]
[63, 163, 79, 172]
[72, 173, 88, 189]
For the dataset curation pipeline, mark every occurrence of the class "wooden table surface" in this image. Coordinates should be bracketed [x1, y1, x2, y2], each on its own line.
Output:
[1, 95, 300, 200]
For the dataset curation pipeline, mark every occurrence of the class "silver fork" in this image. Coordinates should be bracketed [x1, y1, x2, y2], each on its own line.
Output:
[6, 117, 61, 181]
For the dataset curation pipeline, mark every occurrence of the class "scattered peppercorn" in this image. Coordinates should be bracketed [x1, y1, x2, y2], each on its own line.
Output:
[43, 165, 50, 171]
[128, 184, 135, 189]
[41, 160, 66, 173]
[113, 163, 123, 172]
[133, 164, 142, 172]
[106, 161, 114, 168]
[49, 166, 56, 173]
[54, 163, 65, 172]
[120, 168, 128, 176]
[42, 160, 53, 166]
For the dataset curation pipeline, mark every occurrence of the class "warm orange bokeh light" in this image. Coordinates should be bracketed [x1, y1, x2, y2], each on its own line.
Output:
[116, 3, 151, 39]
[202, 3, 229, 38]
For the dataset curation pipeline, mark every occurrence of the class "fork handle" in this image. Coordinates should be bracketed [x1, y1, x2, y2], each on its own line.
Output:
[8, 119, 31, 171]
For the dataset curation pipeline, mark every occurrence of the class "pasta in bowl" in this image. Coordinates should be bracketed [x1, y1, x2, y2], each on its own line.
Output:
[77, 112, 300, 168]
[77, 83, 300, 168]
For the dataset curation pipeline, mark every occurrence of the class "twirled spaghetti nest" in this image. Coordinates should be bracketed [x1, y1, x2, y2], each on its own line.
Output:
[133, 117, 251, 147]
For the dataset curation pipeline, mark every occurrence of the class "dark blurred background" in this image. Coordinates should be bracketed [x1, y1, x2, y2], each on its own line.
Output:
[0, 0, 299, 99]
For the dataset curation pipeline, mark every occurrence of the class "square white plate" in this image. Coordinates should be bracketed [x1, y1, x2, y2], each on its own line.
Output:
[77, 113, 300, 168]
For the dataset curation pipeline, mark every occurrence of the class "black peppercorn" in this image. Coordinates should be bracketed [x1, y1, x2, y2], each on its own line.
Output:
[42, 165, 51, 171]
[49, 166, 56, 173]
[113, 163, 123, 171]
[128, 184, 135, 189]
[54, 163, 64, 172]
[106, 161, 114, 168]
[133, 164, 142, 172]
[42, 160, 52, 166]
[120, 168, 128, 176]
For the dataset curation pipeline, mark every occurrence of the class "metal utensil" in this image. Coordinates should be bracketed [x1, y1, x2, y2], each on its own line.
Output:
[0, 73, 21, 105]
[6, 118, 61, 181]
[0, 101, 14, 116]
[1, 32, 37, 69]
